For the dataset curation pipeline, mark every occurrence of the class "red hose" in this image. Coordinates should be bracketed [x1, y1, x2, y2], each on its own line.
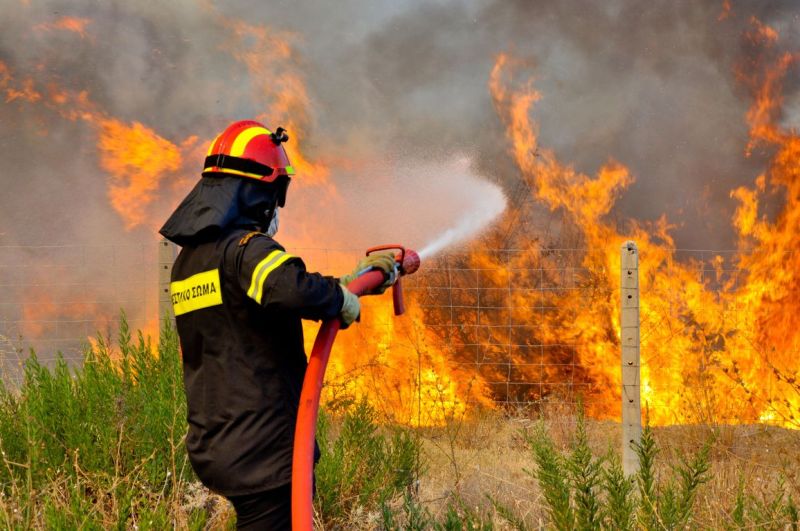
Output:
[291, 269, 387, 530]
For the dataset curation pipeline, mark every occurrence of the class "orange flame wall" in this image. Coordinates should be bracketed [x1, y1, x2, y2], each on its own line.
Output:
[477, 18, 800, 427]
[2, 4, 799, 429]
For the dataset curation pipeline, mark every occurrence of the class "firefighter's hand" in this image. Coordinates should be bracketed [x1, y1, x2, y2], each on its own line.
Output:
[339, 284, 361, 329]
[340, 252, 398, 295]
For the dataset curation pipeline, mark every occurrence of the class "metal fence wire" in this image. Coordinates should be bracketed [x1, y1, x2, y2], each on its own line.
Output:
[0, 243, 158, 384]
[405, 250, 600, 410]
[1, 241, 795, 430]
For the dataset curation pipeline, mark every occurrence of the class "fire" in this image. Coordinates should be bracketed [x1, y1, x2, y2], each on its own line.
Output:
[34, 17, 92, 39]
[21, 294, 101, 340]
[0, 62, 41, 104]
[1, 12, 340, 376]
[289, 247, 491, 427]
[5, 7, 799, 431]
[5, 78, 41, 104]
[475, 18, 800, 428]
[220, 17, 331, 189]
[98, 120, 183, 230]
[718, 0, 733, 21]
[0, 59, 191, 231]
[304, 294, 493, 427]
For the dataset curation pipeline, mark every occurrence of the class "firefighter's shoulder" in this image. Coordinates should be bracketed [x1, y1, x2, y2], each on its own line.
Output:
[237, 231, 285, 253]
[238, 230, 261, 247]
[237, 232, 289, 268]
[235, 233, 304, 304]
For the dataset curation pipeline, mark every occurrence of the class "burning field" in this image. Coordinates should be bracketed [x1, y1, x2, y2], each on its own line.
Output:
[0, 0, 799, 431]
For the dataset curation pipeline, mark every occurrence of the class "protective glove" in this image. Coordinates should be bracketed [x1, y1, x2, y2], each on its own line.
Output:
[338, 284, 361, 329]
[339, 252, 398, 295]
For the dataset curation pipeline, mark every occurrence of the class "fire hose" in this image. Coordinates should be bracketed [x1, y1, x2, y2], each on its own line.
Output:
[291, 245, 421, 531]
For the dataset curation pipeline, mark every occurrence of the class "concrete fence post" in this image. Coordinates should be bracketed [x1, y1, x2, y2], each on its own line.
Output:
[158, 239, 177, 334]
[621, 240, 642, 476]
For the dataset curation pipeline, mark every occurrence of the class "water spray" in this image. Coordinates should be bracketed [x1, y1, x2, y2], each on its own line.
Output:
[416, 189, 506, 260]
[292, 244, 420, 531]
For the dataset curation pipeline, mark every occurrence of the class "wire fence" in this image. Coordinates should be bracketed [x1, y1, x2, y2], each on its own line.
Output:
[0, 243, 159, 384]
[1, 241, 796, 431]
[406, 251, 600, 408]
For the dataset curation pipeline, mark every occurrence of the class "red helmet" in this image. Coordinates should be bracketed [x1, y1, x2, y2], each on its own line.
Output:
[203, 120, 295, 182]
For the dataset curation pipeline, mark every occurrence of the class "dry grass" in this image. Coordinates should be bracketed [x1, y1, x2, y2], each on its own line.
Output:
[409, 404, 800, 529]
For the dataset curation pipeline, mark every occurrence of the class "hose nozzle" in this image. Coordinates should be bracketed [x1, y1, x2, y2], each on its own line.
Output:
[365, 244, 421, 316]
[401, 248, 420, 276]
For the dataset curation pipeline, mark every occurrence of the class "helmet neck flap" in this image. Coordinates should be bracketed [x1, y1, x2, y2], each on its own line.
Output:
[159, 175, 283, 247]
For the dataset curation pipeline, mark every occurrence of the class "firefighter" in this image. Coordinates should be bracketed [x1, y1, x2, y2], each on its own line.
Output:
[159, 120, 396, 529]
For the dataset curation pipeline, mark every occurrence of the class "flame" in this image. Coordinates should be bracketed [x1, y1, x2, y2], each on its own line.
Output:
[220, 17, 332, 189]
[726, 22, 800, 428]
[21, 294, 102, 340]
[304, 294, 492, 427]
[1, 59, 203, 231]
[0, 61, 41, 104]
[2, 11, 334, 231]
[718, 0, 733, 21]
[6, 9, 800, 430]
[2, 13, 340, 372]
[34, 17, 91, 39]
[97, 119, 182, 230]
[476, 18, 800, 427]
[5, 78, 42, 104]
[20, 289, 160, 360]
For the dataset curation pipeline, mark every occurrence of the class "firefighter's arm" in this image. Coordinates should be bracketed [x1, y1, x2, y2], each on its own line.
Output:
[259, 259, 344, 321]
[239, 238, 343, 321]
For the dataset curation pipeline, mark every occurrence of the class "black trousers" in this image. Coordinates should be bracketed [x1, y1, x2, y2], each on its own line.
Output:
[228, 483, 291, 530]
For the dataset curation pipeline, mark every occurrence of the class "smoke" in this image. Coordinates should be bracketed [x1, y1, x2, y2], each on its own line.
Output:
[2, 0, 799, 246]
[0, 0, 799, 338]
[413, 158, 507, 259]
[307, 0, 799, 250]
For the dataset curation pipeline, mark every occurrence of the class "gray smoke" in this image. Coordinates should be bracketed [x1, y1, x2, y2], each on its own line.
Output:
[1, 0, 798, 246]
[0, 0, 799, 354]
[199, 0, 794, 249]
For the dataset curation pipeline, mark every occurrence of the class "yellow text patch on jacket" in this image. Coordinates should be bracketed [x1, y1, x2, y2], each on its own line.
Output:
[171, 269, 223, 316]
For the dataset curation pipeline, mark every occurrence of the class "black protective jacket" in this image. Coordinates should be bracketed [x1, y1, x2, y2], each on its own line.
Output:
[161, 176, 343, 496]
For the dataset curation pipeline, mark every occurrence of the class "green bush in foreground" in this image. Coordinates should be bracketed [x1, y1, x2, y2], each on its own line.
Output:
[1, 318, 798, 529]
[0, 316, 194, 529]
[315, 400, 419, 527]
[525, 407, 714, 530]
[0, 317, 430, 529]
[522, 407, 799, 531]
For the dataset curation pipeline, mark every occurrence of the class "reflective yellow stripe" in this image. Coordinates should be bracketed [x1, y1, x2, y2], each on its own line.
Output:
[247, 250, 295, 304]
[284, 165, 295, 175]
[248, 250, 282, 300]
[171, 269, 223, 316]
[231, 126, 271, 157]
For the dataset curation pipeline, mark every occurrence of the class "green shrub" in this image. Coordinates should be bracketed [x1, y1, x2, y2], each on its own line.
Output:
[314, 399, 419, 527]
[726, 475, 800, 530]
[527, 406, 716, 530]
[601, 451, 635, 530]
[527, 422, 574, 530]
[0, 316, 430, 528]
[382, 491, 493, 531]
[0, 315, 193, 528]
